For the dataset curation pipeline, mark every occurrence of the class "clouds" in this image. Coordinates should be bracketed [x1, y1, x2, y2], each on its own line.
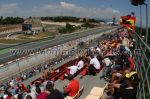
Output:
[34, 2, 121, 18]
[60, 2, 77, 10]
[0, 2, 120, 19]
[0, 3, 18, 16]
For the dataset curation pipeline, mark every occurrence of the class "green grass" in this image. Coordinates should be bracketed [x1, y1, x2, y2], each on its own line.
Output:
[0, 48, 12, 55]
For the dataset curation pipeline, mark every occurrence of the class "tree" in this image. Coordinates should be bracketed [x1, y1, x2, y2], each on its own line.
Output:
[59, 23, 75, 34]
[81, 22, 94, 28]
[0, 16, 3, 24]
[0, 16, 24, 25]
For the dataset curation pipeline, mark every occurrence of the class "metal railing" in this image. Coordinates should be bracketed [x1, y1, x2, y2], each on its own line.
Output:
[133, 31, 150, 99]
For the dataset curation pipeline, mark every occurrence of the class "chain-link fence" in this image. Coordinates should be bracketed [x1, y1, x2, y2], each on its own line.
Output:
[134, 31, 150, 99]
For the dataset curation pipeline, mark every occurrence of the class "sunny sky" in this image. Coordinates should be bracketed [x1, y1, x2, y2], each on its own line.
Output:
[0, 0, 150, 26]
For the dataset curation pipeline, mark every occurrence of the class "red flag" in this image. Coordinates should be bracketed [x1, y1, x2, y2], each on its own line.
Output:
[120, 15, 136, 30]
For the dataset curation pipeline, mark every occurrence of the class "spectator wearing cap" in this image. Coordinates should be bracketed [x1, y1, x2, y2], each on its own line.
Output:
[125, 71, 139, 88]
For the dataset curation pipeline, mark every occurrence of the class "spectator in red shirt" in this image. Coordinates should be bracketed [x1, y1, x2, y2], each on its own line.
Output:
[36, 87, 47, 99]
[20, 83, 27, 92]
[128, 57, 135, 71]
[64, 75, 80, 97]
[6, 92, 13, 99]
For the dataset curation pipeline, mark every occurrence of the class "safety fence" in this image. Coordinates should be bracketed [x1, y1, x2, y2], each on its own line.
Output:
[133, 31, 150, 99]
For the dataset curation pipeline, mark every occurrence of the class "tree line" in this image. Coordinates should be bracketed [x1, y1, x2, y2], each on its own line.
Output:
[59, 23, 76, 33]
[41, 16, 102, 23]
[0, 16, 24, 25]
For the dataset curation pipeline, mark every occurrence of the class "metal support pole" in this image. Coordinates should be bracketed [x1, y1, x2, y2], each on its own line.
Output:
[140, 5, 143, 36]
[15, 55, 21, 74]
[145, 4, 149, 44]
[17, 60, 21, 74]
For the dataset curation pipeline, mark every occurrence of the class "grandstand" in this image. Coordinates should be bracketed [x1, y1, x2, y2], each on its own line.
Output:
[1, 0, 150, 98]
[0, 25, 149, 99]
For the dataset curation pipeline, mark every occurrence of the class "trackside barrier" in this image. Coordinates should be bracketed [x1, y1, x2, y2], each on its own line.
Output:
[133, 31, 150, 99]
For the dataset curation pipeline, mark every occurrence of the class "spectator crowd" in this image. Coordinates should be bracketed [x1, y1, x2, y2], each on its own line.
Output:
[0, 27, 139, 99]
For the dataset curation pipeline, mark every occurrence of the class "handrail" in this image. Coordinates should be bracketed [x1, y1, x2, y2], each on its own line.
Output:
[134, 31, 150, 51]
[132, 30, 150, 99]
[117, 26, 150, 99]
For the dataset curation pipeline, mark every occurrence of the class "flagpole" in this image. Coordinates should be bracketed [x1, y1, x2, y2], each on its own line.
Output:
[140, 5, 142, 36]
[144, 3, 149, 44]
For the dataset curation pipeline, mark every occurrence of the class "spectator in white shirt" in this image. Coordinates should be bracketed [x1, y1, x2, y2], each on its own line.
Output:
[89, 54, 100, 75]
[67, 65, 78, 75]
[90, 56, 100, 69]
[95, 46, 103, 57]
[76, 57, 84, 70]
[96, 46, 102, 54]
[100, 57, 112, 79]
[122, 35, 129, 47]
[103, 58, 112, 67]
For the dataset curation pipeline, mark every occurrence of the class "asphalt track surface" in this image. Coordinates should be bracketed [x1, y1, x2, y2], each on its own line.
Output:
[0, 26, 115, 64]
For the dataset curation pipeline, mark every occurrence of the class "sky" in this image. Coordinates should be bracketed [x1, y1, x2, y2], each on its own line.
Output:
[0, 0, 150, 26]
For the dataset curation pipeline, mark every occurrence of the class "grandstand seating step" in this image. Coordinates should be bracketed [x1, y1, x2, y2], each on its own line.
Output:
[85, 95, 100, 99]
[65, 86, 84, 99]
[85, 83, 108, 99]
[90, 86, 104, 96]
